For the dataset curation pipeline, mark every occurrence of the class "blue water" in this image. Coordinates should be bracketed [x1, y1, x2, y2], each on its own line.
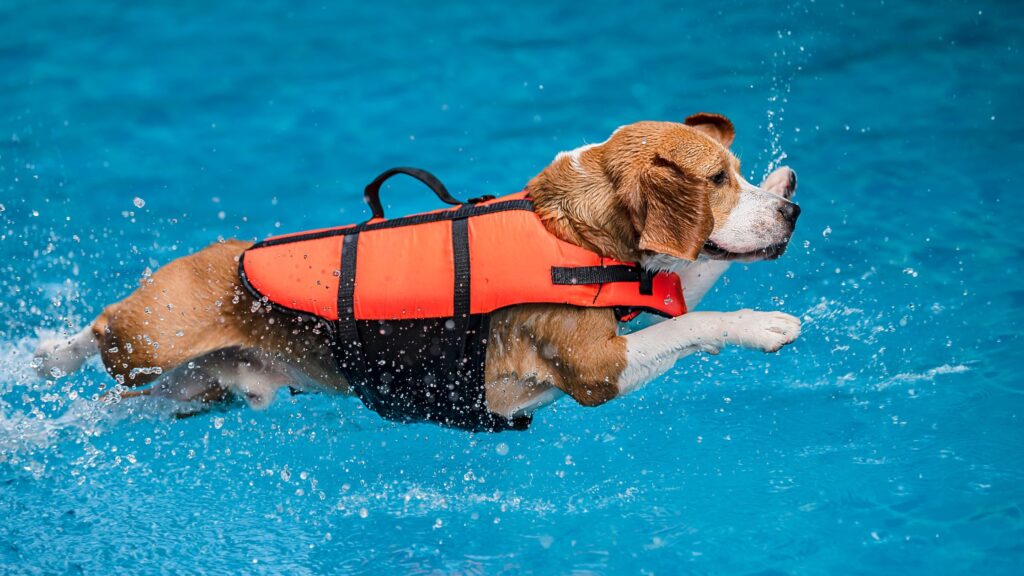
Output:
[2, 0, 1022, 573]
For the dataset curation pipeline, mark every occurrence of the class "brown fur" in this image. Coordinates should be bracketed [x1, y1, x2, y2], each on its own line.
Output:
[90, 116, 743, 410]
[484, 305, 623, 410]
[94, 240, 345, 391]
[528, 117, 742, 263]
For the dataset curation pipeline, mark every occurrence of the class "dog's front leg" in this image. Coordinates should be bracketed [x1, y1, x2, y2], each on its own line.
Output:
[616, 310, 800, 396]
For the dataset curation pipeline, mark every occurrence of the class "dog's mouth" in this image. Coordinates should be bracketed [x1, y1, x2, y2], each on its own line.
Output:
[702, 239, 790, 262]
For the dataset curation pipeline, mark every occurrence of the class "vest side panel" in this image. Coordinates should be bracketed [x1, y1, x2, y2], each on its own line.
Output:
[467, 211, 605, 314]
[354, 220, 455, 320]
[241, 237, 343, 321]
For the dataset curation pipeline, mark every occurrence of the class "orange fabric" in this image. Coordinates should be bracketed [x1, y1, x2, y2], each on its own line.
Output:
[242, 235, 344, 320]
[468, 211, 685, 316]
[242, 192, 686, 322]
[354, 220, 455, 319]
[469, 211, 608, 312]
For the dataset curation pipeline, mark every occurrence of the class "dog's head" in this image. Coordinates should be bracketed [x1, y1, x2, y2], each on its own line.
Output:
[531, 115, 800, 265]
[600, 114, 800, 263]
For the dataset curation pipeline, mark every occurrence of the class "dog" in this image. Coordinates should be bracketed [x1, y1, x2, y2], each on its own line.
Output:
[33, 113, 801, 427]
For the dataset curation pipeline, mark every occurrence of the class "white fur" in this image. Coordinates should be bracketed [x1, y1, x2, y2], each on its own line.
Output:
[120, 349, 312, 410]
[563, 143, 598, 173]
[643, 255, 733, 308]
[617, 310, 800, 396]
[554, 129, 620, 174]
[708, 175, 794, 255]
[504, 386, 564, 418]
[34, 328, 297, 409]
[33, 327, 97, 378]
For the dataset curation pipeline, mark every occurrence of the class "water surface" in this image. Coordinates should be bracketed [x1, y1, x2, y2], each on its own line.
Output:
[1, 0, 1022, 573]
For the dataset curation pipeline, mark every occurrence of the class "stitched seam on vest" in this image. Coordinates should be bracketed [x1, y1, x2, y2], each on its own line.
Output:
[250, 199, 534, 249]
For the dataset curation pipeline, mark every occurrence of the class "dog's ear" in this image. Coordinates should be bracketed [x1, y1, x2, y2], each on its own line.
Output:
[685, 113, 735, 147]
[637, 158, 715, 261]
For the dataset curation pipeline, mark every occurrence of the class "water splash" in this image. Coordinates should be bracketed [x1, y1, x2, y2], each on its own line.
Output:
[761, 6, 810, 178]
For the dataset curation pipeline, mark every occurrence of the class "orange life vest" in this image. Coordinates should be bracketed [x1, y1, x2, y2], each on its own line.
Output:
[240, 168, 686, 431]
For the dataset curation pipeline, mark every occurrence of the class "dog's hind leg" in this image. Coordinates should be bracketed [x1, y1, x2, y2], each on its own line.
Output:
[89, 239, 256, 389]
[170, 348, 296, 410]
[106, 348, 297, 412]
[34, 325, 99, 378]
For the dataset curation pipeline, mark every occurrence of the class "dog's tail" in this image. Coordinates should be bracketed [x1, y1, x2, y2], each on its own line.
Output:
[33, 319, 102, 378]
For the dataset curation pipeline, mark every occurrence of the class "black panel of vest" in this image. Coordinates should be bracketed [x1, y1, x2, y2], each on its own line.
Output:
[331, 315, 531, 432]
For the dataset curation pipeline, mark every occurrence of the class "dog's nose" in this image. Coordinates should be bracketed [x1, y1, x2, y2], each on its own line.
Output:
[778, 202, 801, 224]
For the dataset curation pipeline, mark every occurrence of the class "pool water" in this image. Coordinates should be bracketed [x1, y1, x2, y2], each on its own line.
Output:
[2, 0, 1022, 573]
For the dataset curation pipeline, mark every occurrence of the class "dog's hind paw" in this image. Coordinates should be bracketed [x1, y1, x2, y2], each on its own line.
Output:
[32, 328, 98, 378]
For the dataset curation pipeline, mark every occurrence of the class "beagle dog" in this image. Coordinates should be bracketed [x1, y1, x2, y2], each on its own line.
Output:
[33, 114, 801, 425]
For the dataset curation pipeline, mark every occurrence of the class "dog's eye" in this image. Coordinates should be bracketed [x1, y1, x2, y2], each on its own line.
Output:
[710, 170, 728, 186]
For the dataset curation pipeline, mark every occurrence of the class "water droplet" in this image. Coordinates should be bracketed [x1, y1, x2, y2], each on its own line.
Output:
[495, 443, 509, 456]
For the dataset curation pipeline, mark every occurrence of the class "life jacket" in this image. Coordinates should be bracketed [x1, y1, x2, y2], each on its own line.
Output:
[239, 168, 686, 431]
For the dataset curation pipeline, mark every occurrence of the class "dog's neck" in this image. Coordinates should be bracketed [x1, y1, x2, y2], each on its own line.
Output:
[525, 146, 642, 263]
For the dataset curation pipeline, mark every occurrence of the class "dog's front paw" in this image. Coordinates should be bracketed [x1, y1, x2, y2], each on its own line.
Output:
[721, 310, 801, 352]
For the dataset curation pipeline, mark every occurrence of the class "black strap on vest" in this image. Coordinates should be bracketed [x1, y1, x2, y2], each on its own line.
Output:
[363, 167, 465, 219]
[449, 218, 472, 359]
[335, 233, 364, 373]
[550, 264, 654, 295]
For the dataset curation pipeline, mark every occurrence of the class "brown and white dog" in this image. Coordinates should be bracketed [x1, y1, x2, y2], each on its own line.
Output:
[33, 113, 801, 421]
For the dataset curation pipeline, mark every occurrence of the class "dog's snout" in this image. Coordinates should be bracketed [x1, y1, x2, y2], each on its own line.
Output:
[778, 202, 801, 224]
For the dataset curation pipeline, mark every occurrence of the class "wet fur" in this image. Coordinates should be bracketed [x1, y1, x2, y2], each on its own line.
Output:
[35, 114, 801, 420]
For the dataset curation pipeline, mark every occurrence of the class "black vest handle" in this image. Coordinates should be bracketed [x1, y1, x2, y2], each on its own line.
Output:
[363, 167, 464, 219]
